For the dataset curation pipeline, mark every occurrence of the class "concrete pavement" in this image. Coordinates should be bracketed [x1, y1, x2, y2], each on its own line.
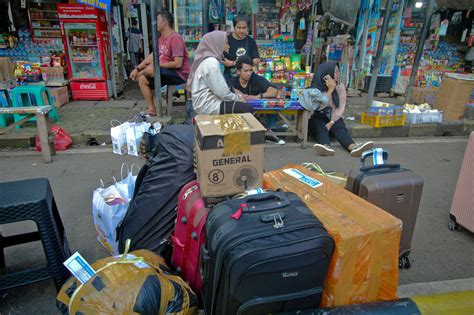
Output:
[1, 82, 473, 148]
[0, 136, 473, 314]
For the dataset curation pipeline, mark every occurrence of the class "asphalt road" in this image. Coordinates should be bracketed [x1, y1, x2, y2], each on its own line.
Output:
[0, 137, 473, 314]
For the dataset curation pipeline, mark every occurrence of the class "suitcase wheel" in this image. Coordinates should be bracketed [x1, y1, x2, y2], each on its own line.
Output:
[399, 256, 411, 269]
[448, 219, 462, 232]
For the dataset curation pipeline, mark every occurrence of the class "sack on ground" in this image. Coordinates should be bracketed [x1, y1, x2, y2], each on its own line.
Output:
[35, 125, 73, 152]
[56, 249, 198, 315]
[111, 121, 129, 155]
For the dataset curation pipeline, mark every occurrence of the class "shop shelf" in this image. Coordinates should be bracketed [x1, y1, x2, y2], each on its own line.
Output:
[361, 113, 406, 128]
[31, 19, 60, 21]
[70, 44, 98, 47]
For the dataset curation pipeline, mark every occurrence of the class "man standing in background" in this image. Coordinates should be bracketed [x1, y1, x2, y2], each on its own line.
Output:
[126, 18, 143, 68]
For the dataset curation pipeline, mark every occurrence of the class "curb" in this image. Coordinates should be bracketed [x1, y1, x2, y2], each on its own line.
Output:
[1, 119, 473, 149]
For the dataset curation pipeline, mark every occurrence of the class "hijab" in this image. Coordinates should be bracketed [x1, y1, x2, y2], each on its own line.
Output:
[186, 31, 227, 91]
[310, 62, 340, 108]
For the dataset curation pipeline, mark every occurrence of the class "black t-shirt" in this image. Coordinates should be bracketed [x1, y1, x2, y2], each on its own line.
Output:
[226, 73, 272, 95]
[224, 35, 260, 77]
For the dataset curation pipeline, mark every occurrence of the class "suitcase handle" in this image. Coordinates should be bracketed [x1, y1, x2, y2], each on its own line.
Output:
[360, 163, 401, 172]
[360, 149, 389, 169]
[244, 192, 290, 212]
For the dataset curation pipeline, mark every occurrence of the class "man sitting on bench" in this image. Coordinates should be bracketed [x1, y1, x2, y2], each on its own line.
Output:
[226, 56, 284, 144]
[130, 11, 190, 116]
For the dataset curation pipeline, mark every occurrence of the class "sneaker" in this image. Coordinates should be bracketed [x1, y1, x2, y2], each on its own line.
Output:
[266, 130, 285, 145]
[265, 134, 286, 145]
[313, 144, 335, 156]
[350, 141, 374, 157]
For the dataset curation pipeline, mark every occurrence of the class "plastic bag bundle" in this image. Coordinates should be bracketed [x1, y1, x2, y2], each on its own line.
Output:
[93, 163, 139, 255]
[56, 248, 198, 315]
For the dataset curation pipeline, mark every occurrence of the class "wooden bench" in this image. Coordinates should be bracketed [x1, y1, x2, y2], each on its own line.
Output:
[248, 100, 312, 148]
[0, 106, 56, 162]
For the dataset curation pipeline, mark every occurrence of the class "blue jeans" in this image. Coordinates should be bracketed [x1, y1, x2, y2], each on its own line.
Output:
[309, 111, 354, 151]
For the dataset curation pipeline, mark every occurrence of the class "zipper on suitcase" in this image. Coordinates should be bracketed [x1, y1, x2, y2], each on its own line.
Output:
[236, 287, 323, 315]
[208, 220, 322, 315]
[224, 234, 332, 314]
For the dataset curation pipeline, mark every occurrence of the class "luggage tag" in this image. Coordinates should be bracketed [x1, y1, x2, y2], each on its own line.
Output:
[63, 252, 96, 284]
[372, 148, 385, 166]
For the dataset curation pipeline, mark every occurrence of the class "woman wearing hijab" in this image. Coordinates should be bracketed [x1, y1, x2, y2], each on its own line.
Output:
[309, 62, 373, 157]
[187, 31, 253, 115]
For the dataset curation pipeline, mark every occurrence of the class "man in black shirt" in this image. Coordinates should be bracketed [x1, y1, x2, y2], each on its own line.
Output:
[227, 56, 279, 100]
[227, 56, 285, 144]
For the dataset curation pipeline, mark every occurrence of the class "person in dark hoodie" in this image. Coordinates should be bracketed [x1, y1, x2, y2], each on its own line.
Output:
[309, 62, 373, 157]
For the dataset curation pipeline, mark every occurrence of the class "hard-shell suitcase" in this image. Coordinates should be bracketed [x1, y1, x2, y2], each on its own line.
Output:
[346, 149, 423, 269]
[201, 191, 335, 315]
[171, 180, 209, 295]
[448, 132, 474, 232]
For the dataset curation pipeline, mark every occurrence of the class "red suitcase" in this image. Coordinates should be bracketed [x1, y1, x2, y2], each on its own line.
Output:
[171, 180, 209, 295]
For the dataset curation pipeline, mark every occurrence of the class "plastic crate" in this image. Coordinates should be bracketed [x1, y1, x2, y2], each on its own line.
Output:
[361, 112, 406, 128]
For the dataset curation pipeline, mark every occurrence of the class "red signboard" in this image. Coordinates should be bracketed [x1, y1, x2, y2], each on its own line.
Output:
[70, 81, 109, 101]
[57, 4, 99, 19]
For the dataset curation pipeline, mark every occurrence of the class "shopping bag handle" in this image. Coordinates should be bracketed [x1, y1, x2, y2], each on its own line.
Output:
[120, 162, 131, 181]
[130, 163, 140, 176]
[110, 120, 123, 127]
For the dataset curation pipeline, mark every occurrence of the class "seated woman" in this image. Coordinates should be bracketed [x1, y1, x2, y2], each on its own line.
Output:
[187, 31, 252, 115]
[309, 62, 373, 157]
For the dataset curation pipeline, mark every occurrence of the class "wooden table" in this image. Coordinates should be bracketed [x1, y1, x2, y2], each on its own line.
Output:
[248, 99, 312, 148]
[0, 106, 56, 162]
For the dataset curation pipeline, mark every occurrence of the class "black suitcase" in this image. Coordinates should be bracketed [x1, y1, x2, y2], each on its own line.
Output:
[201, 191, 334, 315]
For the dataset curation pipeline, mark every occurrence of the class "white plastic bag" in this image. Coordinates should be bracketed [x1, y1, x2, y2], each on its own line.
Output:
[110, 121, 129, 155]
[126, 122, 150, 156]
[114, 163, 139, 201]
[92, 180, 130, 255]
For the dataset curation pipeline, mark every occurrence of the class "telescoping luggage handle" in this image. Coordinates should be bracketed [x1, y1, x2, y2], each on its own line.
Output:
[360, 149, 400, 172]
[244, 192, 290, 212]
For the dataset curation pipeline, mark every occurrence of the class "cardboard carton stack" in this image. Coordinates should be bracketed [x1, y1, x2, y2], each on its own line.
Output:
[194, 113, 266, 207]
[434, 73, 474, 121]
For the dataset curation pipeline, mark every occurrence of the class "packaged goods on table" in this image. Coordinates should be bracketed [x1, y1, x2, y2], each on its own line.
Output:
[263, 165, 402, 308]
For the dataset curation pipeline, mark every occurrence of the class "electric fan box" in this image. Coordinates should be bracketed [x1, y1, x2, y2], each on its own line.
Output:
[195, 113, 266, 205]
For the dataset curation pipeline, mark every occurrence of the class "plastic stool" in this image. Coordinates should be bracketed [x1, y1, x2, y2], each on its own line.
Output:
[0, 89, 13, 127]
[11, 85, 59, 127]
[0, 178, 71, 291]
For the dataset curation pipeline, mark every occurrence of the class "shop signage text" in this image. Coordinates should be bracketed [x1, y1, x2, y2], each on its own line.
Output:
[77, 0, 111, 11]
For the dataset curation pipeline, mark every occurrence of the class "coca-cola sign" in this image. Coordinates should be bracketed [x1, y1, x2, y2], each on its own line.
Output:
[79, 83, 97, 90]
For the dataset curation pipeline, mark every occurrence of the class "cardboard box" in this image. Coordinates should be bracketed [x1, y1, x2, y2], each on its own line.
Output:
[0, 57, 14, 81]
[410, 87, 438, 105]
[48, 86, 70, 108]
[434, 73, 474, 120]
[195, 114, 266, 202]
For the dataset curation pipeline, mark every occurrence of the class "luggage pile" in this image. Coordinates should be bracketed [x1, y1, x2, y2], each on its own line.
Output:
[65, 114, 424, 314]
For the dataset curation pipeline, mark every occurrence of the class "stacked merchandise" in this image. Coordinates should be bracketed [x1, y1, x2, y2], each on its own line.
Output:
[29, 5, 64, 51]
[394, 14, 464, 92]
[257, 35, 313, 100]
[175, 0, 204, 63]
[256, 0, 280, 40]
[403, 103, 444, 125]
[361, 101, 406, 128]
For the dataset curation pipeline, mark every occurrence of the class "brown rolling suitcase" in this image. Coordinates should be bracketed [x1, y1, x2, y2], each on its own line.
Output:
[448, 132, 474, 233]
[346, 149, 423, 269]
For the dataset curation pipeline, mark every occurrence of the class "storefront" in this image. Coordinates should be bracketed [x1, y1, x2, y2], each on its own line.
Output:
[0, 0, 128, 102]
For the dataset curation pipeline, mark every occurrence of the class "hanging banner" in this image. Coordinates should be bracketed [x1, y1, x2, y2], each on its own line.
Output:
[77, 0, 111, 11]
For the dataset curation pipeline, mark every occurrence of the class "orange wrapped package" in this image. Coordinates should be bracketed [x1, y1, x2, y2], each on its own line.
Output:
[263, 165, 402, 308]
